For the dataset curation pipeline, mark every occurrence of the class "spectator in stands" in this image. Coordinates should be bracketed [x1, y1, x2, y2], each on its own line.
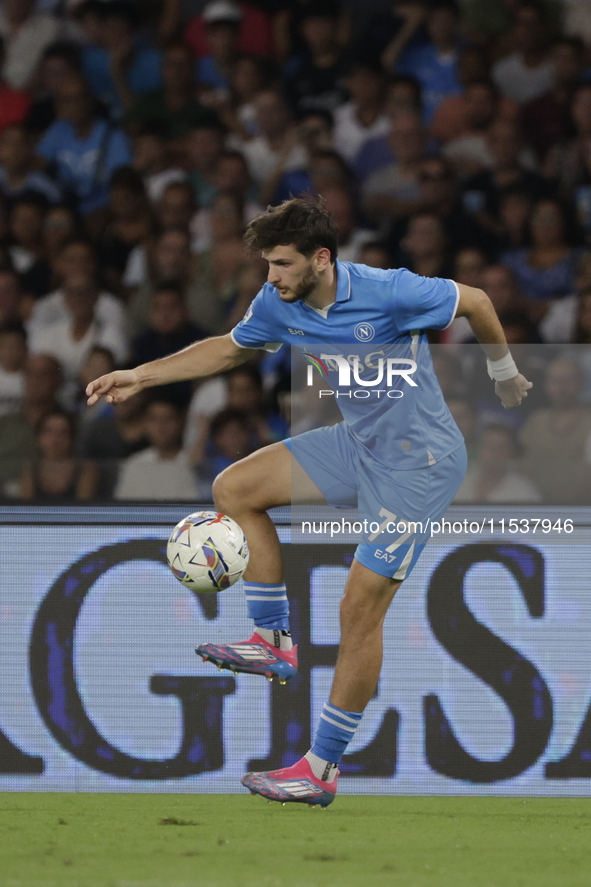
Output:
[132, 283, 205, 407]
[197, 0, 243, 96]
[0, 323, 25, 417]
[0, 270, 24, 326]
[131, 122, 186, 204]
[199, 406, 252, 487]
[225, 54, 274, 139]
[410, 155, 480, 254]
[0, 124, 61, 206]
[226, 364, 287, 446]
[498, 309, 543, 345]
[41, 205, 78, 263]
[359, 242, 391, 269]
[239, 89, 307, 188]
[0, 353, 61, 490]
[396, 212, 452, 279]
[322, 189, 375, 264]
[461, 119, 547, 237]
[78, 388, 148, 463]
[496, 187, 534, 252]
[81, 1, 163, 119]
[261, 147, 351, 208]
[352, 75, 423, 184]
[25, 40, 84, 136]
[362, 110, 426, 225]
[127, 42, 218, 141]
[189, 191, 251, 331]
[283, 1, 349, 116]
[441, 247, 488, 344]
[430, 47, 517, 144]
[297, 110, 335, 156]
[191, 151, 261, 252]
[492, 2, 555, 105]
[187, 363, 286, 469]
[184, 1, 273, 61]
[522, 37, 585, 163]
[127, 228, 193, 332]
[333, 61, 389, 165]
[18, 409, 97, 501]
[114, 400, 201, 501]
[73, 0, 113, 48]
[0, 37, 30, 135]
[455, 247, 487, 290]
[441, 81, 516, 180]
[379, 3, 427, 76]
[481, 264, 524, 317]
[7, 0, 591, 505]
[30, 271, 128, 407]
[224, 260, 267, 331]
[185, 122, 226, 209]
[273, 0, 350, 64]
[30, 239, 127, 339]
[157, 181, 196, 235]
[101, 167, 154, 294]
[501, 199, 582, 301]
[520, 356, 591, 502]
[0, 0, 66, 91]
[389, 0, 463, 124]
[455, 424, 541, 503]
[7, 195, 51, 299]
[545, 84, 591, 195]
[36, 75, 132, 237]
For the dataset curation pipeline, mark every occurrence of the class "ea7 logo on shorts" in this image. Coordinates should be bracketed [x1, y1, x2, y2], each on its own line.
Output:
[288, 328, 305, 335]
[354, 322, 375, 342]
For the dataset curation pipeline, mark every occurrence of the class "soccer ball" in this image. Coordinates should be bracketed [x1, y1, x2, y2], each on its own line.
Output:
[167, 510, 249, 593]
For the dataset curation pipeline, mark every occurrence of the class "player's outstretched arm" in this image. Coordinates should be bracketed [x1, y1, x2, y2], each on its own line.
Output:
[86, 333, 251, 405]
[455, 283, 533, 409]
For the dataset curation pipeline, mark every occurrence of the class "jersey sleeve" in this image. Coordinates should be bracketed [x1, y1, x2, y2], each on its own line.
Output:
[230, 289, 282, 352]
[392, 269, 460, 332]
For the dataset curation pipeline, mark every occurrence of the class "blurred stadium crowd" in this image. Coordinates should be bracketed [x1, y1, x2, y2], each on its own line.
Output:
[0, 0, 591, 503]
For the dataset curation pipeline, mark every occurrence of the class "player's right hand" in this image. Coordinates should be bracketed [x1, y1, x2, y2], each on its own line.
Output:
[86, 369, 142, 405]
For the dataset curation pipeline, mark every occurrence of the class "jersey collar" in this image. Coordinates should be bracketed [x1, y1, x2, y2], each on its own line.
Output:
[335, 260, 351, 302]
[300, 260, 351, 317]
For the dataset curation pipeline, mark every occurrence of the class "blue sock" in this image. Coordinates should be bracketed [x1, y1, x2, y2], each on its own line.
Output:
[244, 582, 290, 632]
[310, 701, 363, 764]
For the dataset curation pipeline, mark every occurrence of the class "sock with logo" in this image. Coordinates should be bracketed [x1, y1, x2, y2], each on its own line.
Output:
[305, 701, 363, 781]
[244, 581, 293, 651]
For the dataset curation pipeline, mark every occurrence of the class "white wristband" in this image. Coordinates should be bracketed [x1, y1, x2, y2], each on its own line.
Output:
[487, 352, 518, 382]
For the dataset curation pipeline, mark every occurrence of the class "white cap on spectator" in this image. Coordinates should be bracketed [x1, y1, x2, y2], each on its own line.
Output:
[202, 1, 243, 24]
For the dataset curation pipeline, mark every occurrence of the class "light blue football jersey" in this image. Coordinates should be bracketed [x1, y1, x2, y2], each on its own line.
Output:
[230, 260, 464, 470]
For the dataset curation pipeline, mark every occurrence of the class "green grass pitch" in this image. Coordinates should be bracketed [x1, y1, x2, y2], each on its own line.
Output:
[1, 794, 591, 887]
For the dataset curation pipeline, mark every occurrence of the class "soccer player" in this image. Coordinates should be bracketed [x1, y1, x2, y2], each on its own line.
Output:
[86, 195, 532, 807]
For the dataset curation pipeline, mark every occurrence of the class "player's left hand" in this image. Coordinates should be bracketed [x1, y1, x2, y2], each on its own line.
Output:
[495, 373, 533, 408]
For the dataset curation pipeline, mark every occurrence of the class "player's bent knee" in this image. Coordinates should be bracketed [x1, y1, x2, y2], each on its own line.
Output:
[212, 466, 242, 515]
[212, 462, 265, 515]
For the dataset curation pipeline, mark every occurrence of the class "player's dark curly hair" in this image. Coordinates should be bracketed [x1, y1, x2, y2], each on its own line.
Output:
[244, 194, 339, 263]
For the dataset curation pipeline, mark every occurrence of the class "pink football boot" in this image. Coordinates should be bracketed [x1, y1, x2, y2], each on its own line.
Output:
[242, 757, 338, 807]
[196, 632, 298, 683]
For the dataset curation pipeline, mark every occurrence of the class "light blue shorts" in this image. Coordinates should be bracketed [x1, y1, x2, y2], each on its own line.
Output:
[286, 423, 467, 580]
